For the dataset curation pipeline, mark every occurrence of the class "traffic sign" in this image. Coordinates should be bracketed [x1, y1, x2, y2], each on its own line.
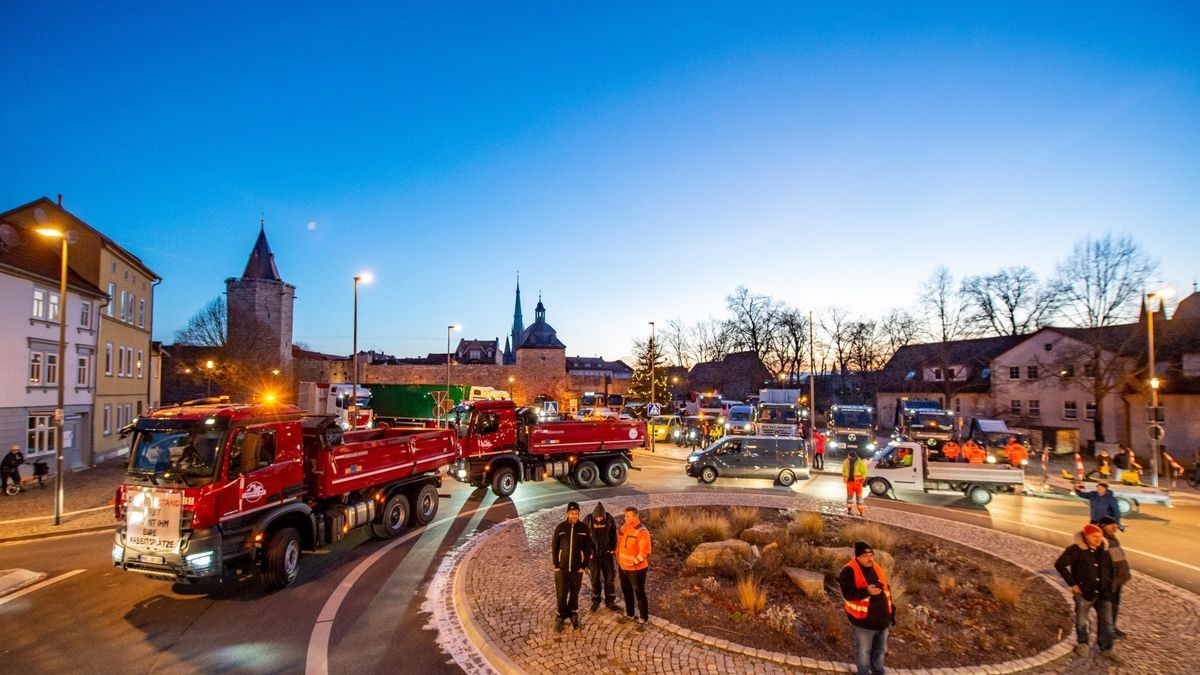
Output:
[1148, 424, 1165, 441]
[647, 403, 661, 416]
[544, 401, 559, 415]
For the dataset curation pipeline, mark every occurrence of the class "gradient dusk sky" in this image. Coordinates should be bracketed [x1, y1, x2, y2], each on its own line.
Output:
[3, 2, 1197, 362]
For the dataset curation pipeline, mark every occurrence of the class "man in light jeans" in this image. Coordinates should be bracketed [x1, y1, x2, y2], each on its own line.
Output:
[838, 542, 894, 675]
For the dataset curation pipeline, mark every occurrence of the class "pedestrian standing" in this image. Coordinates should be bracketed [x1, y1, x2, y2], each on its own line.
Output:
[616, 506, 652, 630]
[1097, 516, 1130, 639]
[585, 502, 618, 612]
[2, 445, 25, 495]
[839, 541, 894, 675]
[1074, 481, 1121, 527]
[813, 432, 826, 471]
[1054, 523, 1120, 662]
[551, 501, 592, 632]
[843, 451, 868, 516]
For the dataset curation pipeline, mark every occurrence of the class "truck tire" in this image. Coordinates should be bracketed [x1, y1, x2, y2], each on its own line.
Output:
[1116, 497, 1134, 515]
[868, 477, 890, 496]
[601, 460, 629, 487]
[491, 466, 518, 498]
[699, 466, 717, 484]
[261, 527, 301, 590]
[968, 485, 992, 506]
[777, 469, 796, 487]
[573, 461, 600, 489]
[412, 484, 439, 525]
[372, 493, 410, 539]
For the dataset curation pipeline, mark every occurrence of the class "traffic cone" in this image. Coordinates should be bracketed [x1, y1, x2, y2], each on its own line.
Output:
[1074, 453, 1085, 481]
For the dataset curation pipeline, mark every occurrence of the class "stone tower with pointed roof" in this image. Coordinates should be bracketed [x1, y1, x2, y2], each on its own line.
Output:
[225, 223, 296, 376]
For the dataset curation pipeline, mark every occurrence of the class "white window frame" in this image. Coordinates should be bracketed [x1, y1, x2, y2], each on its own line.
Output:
[29, 351, 44, 384]
[117, 346, 126, 378]
[1085, 402, 1097, 421]
[104, 343, 113, 376]
[1008, 366, 1020, 380]
[1027, 365, 1039, 379]
[138, 298, 145, 328]
[1028, 400, 1040, 417]
[77, 353, 92, 387]
[136, 349, 144, 378]
[103, 405, 112, 435]
[106, 283, 116, 316]
[45, 352, 58, 386]
[120, 291, 128, 322]
[27, 413, 58, 456]
[33, 288, 46, 318]
[1010, 400, 1022, 416]
[1063, 400, 1078, 420]
[80, 301, 92, 329]
[126, 348, 134, 377]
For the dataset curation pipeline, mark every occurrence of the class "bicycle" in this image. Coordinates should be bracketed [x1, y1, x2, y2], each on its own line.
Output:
[4, 460, 49, 496]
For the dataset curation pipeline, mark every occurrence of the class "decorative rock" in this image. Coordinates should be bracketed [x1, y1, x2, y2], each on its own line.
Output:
[685, 539, 753, 568]
[782, 567, 825, 596]
[740, 524, 784, 545]
[819, 546, 854, 563]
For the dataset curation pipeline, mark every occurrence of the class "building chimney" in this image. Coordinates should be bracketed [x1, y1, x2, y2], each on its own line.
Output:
[57, 194, 63, 207]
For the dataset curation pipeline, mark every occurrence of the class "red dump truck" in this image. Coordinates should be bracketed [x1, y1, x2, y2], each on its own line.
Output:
[448, 399, 647, 497]
[112, 399, 456, 589]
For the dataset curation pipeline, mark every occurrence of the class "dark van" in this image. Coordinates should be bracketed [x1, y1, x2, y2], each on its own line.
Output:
[685, 436, 809, 486]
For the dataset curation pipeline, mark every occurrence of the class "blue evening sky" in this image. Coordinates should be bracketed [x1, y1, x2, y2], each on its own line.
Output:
[3, 2, 1197, 362]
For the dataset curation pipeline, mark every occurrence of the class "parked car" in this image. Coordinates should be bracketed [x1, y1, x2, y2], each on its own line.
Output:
[685, 435, 810, 486]
[648, 414, 684, 443]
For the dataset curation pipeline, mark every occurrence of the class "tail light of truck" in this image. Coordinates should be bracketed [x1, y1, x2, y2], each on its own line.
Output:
[114, 485, 127, 520]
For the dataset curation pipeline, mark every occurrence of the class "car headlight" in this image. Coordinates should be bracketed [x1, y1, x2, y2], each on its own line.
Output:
[742, 423, 752, 430]
[986, 455, 997, 464]
[687, 455, 698, 463]
[1020, 458, 1029, 466]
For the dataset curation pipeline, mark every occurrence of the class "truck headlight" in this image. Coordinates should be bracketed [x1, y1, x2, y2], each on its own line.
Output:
[186, 551, 214, 569]
[867, 442, 877, 451]
[456, 468, 468, 480]
[112, 543, 124, 564]
[828, 440, 839, 449]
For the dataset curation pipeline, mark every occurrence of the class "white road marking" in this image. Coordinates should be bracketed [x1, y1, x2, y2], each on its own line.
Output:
[2, 504, 112, 525]
[0, 569, 85, 606]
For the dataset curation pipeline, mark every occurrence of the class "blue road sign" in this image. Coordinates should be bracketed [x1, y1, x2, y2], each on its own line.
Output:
[647, 403, 661, 416]
[544, 401, 559, 414]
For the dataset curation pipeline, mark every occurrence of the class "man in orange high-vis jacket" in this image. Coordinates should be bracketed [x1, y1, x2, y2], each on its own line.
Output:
[1006, 438, 1029, 467]
[839, 541, 895, 675]
[615, 506, 652, 629]
[941, 440, 961, 462]
[963, 440, 986, 464]
[843, 452, 869, 515]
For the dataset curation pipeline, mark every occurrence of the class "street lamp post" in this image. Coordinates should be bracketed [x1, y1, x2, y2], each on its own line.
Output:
[35, 228, 71, 526]
[352, 273, 372, 430]
[447, 324, 460, 426]
[1146, 288, 1174, 489]
[649, 321, 656, 454]
[205, 359, 215, 397]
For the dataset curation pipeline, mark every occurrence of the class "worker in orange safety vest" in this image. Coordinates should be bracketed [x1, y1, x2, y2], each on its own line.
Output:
[839, 541, 895, 675]
[963, 440, 986, 464]
[1005, 438, 1029, 467]
[941, 440, 961, 462]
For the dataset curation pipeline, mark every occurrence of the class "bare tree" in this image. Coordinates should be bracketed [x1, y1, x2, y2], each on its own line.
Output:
[687, 318, 734, 364]
[961, 266, 1060, 336]
[879, 307, 919, 362]
[846, 321, 885, 372]
[725, 286, 781, 370]
[775, 308, 809, 382]
[173, 295, 283, 401]
[820, 306, 854, 375]
[1048, 233, 1157, 442]
[175, 296, 227, 347]
[660, 318, 692, 368]
[918, 266, 973, 343]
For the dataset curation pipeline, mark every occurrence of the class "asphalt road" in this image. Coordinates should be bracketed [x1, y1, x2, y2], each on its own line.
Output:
[1, 453, 1197, 674]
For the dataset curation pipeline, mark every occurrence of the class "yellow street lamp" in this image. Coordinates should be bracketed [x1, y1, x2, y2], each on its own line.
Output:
[35, 227, 71, 525]
[205, 359, 215, 397]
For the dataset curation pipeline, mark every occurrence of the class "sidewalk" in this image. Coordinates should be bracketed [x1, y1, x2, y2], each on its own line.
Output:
[0, 457, 125, 543]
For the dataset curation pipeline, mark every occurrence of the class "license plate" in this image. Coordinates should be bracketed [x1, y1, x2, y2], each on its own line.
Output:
[138, 554, 165, 565]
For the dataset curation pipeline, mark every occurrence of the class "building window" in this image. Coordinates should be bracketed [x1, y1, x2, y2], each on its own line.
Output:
[1085, 402, 1097, 421]
[33, 288, 45, 318]
[1083, 363, 1096, 378]
[27, 413, 57, 456]
[120, 291, 128, 322]
[107, 283, 116, 316]
[80, 301, 92, 329]
[1008, 366, 1021, 379]
[103, 405, 112, 435]
[49, 291, 61, 322]
[31, 288, 62, 322]
[1027, 365, 1039, 379]
[1010, 400, 1022, 415]
[45, 352, 58, 385]
[953, 398, 961, 413]
[126, 349, 135, 377]
[933, 368, 943, 380]
[77, 354, 92, 387]
[117, 347, 126, 378]
[136, 349, 144, 378]
[105, 343, 113, 376]
[29, 352, 43, 384]
[138, 298, 145, 328]
[1063, 401, 1078, 420]
[1028, 400, 1040, 417]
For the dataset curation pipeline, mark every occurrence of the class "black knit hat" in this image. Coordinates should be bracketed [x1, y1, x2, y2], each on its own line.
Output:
[593, 502, 606, 516]
[566, 501, 580, 512]
[854, 541, 873, 557]
[1097, 516, 1118, 527]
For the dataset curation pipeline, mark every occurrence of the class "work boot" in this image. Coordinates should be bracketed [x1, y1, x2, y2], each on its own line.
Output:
[554, 617, 565, 633]
[1073, 644, 1088, 657]
[590, 600, 600, 613]
[605, 601, 619, 611]
[635, 617, 647, 632]
[1099, 650, 1122, 664]
[617, 614, 632, 624]
[1113, 628, 1128, 639]
[570, 613, 581, 630]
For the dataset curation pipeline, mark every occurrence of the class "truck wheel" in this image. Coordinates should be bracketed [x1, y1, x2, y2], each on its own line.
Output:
[372, 493, 410, 539]
[699, 466, 717, 484]
[412, 484, 439, 525]
[601, 460, 628, 487]
[968, 485, 992, 506]
[573, 461, 600, 489]
[491, 466, 518, 498]
[868, 478, 890, 496]
[777, 470, 796, 487]
[261, 527, 301, 590]
[1116, 497, 1134, 515]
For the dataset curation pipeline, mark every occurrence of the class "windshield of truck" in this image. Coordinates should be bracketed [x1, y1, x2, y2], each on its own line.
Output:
[127, 417, 230, 485]
[912, 412, 954, 430]
[759, 406, 798, 424]
[451, 405, 473, 439]
[831, 409, 874, 428]
[696, 395, 722, 410]
[729, 408, 753, 423]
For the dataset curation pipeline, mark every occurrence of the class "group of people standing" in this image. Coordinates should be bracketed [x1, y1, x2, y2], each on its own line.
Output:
[551, 501, 651, 633]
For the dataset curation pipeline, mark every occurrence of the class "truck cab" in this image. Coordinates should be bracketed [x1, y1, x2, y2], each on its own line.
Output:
[825, 404, 877, 457]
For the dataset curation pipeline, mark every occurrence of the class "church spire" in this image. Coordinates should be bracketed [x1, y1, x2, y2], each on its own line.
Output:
[242, 221, 282, 281]
[505, 273, 524, 365]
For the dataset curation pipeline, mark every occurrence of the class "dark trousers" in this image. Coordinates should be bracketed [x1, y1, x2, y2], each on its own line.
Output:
[814, 453, 824, 470]
[1073, 594, 1114, 651]
[590, 553, 616, 605]
[1, 468, 17, 493]
[554, 569, 583, 619]
[1111, 585, 1123, 628]
[619, 568, 648, 620]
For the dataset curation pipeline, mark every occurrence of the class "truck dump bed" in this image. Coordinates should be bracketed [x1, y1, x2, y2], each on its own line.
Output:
[526, 419, 645, 458]
[926, 460, 1024, 485]
[304, 420, 458, 499]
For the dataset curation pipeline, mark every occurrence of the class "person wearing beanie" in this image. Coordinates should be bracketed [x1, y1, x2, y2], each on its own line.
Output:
[585, 502, 618, 612]
[551, 501, 592, 632]
[1054, 522, 1119, 662]
[1074, 481, 1121, 526]
[839, 540, 894, 675]
[842, 451, 869, 516]
[1097, 516, 1131, 639]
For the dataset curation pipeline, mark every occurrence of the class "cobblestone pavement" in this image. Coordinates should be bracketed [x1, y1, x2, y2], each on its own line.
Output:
[435, 492, 1200, 675]
[0, 457, 124, 542]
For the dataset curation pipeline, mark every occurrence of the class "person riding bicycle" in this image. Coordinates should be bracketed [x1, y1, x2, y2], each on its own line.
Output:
[2, 444, 26, 495]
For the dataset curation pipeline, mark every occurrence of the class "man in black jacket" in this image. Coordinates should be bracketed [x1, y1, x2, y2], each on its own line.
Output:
[2, 445, 25, 495]
[1054, 523, 1119, 662]
[551, 501, 592, 632]
[838, 542, 894, 675]
[585, 502, 618, 612]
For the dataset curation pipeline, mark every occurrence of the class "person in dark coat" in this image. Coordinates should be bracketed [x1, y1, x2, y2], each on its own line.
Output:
[1054, 523, 1119, 662]
[585, 502, 618, 612]
[551, 501, 592, 632]
[839, 541, 895, 675]
[2, 445, 25, 494]
[1098, 516, 1132, 639]
[1074, 481, 1121, 526]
